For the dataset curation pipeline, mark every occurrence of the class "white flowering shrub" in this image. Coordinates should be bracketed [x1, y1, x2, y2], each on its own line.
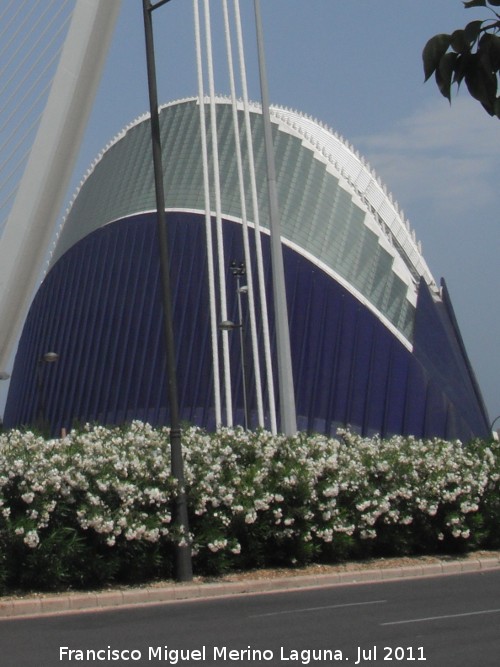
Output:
[0, 422, 499, 592]
[0, 422, 177, 590]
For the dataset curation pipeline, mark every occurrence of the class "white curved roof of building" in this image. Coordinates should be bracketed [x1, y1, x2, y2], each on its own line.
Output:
[272, 105, 435, 289]
[49, 97, 438, 346]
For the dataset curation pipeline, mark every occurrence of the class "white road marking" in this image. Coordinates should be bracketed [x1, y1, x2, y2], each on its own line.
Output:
[250, 599, 387, 618]
[382, 607, 500, 626]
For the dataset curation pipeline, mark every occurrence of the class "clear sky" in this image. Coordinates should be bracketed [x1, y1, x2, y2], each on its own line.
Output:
[65, 0, 499, 424]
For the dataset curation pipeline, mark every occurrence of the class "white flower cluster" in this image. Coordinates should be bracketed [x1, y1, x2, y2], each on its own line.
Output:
[0, 423, 498, 569]
[0, 422, 176, 552]
[175, 426, 500, 560]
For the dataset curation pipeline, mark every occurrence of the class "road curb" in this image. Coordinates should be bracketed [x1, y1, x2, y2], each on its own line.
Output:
[1, 555, 499, 620]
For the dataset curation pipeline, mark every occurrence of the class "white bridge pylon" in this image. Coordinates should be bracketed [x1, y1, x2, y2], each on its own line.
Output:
[0, 0, 122, 371]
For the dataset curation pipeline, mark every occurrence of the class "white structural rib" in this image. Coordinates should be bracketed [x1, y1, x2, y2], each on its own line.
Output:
[203, 0, 233, 426]
[234, 0, 277, 434]
[0, 0, 122, 370]
[193, 0, 222, 426]
[254, 0, 297, 436]
[222, 0, 265, 428]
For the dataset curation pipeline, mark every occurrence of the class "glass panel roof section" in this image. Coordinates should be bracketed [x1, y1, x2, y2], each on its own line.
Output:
[51, 98, 436, 344]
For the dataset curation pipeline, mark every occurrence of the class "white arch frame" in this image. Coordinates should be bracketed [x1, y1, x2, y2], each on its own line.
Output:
[0, 0, 122, 371]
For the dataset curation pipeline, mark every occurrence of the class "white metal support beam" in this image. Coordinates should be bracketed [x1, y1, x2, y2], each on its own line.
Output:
[254, 0, 297, 435]
[0, 0, 122, 370]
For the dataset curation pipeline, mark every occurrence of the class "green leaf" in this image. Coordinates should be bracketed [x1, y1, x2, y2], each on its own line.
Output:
[436, 52, 459, 101]
[451, 29, 470, 53]
[479, 32, 500, 69]
[423, 34, 452, 81]
[463, 0, 487, 8]
[453, 52, 472, 87]
[464, 54, 498, 113]
[464, 20, 485, 43]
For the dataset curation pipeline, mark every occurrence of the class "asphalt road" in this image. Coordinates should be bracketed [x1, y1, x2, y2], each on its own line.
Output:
[1, 570, 499, 666]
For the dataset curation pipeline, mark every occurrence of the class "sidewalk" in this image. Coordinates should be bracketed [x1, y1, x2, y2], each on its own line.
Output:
[1, 552, 499, 620]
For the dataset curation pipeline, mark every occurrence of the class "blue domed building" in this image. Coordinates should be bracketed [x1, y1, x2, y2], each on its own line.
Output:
[3, 98, 490, 440]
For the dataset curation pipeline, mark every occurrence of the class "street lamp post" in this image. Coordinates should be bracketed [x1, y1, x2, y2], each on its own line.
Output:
[36, 351, 59, 434]
[228, 261, 250, 429]
[142, 0, 192, 582]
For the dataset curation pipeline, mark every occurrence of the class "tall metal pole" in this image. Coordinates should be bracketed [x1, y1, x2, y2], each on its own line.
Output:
[254, 0, 297, 436]
[142, 0, 192, 582]
[231, 261, 250, 429]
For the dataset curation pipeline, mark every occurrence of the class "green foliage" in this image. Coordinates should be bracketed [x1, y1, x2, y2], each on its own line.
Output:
[0, 423, 499, 592]
[423, 1, 500, 117]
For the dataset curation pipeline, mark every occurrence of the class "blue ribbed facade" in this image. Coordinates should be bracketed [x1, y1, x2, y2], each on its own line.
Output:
[4, 213, 490, 440]
[3, 99, 491, 440]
